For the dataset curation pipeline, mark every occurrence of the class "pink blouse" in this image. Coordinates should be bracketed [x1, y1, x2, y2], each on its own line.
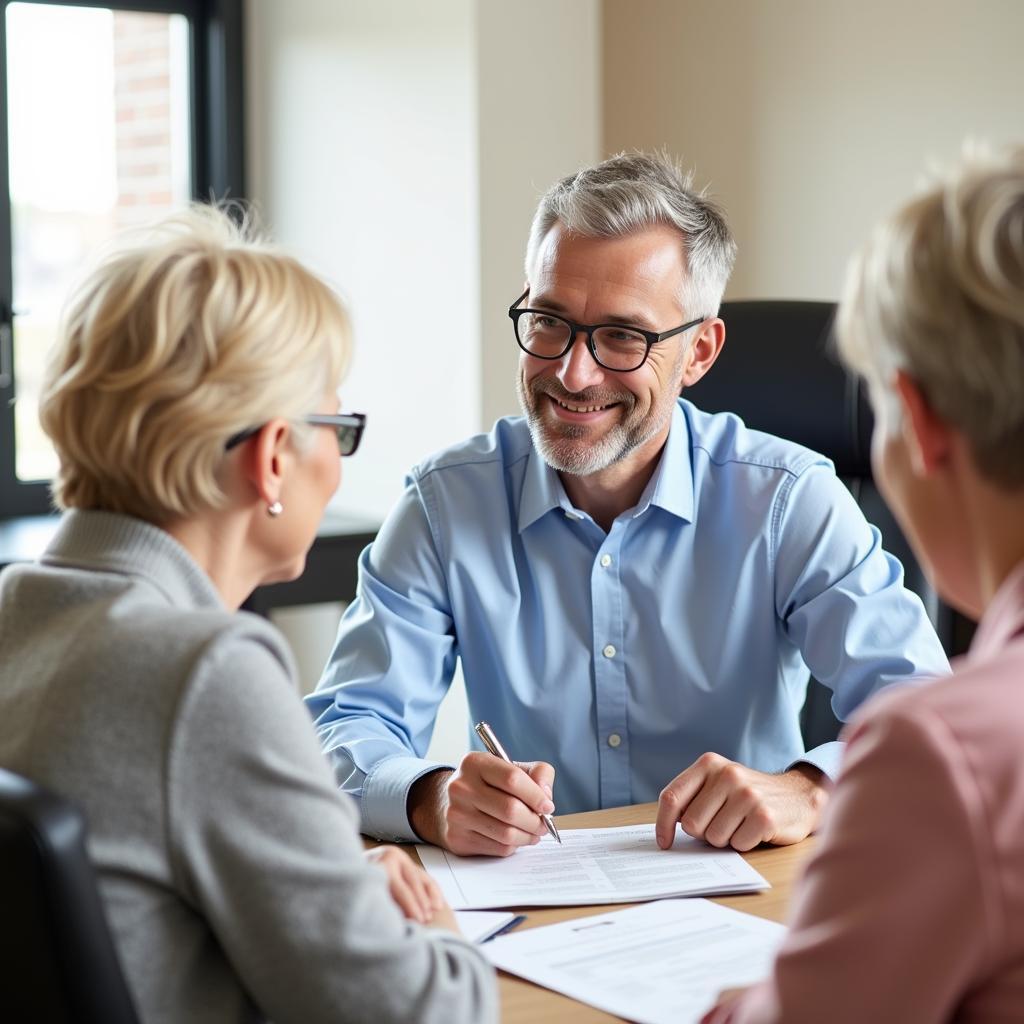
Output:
[727, 561, 1024, 1023]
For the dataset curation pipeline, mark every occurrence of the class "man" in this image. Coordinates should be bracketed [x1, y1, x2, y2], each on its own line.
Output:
[308, 153, 948, 856]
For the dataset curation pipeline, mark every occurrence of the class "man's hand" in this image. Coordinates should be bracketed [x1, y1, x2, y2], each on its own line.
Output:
[365, 845, 446, 924]
[407, 753, 555, 857]
[656, 753, 830, 851]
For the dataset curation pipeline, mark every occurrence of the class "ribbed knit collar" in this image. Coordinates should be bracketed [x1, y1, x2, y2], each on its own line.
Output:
[41, 509, 225, 612]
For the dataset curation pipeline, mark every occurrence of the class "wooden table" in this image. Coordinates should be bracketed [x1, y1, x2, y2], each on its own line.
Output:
[385, 801, 815, 1023]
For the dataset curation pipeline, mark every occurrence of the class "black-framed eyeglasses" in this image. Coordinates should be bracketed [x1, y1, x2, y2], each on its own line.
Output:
[509, 289, 707, 372]
[225, 412, 367, 457]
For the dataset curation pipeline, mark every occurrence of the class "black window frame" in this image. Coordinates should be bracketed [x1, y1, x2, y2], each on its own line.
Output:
[0, 0, 244, 517]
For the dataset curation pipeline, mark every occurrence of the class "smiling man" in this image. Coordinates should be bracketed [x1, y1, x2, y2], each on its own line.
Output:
[308, 153, 948, 856]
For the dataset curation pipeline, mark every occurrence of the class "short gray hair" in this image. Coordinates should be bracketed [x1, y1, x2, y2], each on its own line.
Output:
[837, 144, 1024, 489]
[525, 151, 737, 316]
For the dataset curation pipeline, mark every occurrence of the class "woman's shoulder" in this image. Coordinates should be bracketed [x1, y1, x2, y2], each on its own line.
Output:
[109, 600, 294, 676]
[92, 602, 299, 732]
[844, 647, 1024, 861]
[851, 639, 1024, 761]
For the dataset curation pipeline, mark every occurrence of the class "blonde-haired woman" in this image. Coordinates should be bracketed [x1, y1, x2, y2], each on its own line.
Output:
[704, 148, 1024, 1023]
[0, 206, 496, 1024]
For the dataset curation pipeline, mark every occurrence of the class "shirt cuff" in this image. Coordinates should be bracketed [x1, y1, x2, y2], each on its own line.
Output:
[787, 740, 843, 781]
[361, 756, 456, 842]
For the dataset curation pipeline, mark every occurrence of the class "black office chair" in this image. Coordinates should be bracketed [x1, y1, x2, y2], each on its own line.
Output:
[0, 767, 140, 1024]
[685, 300, 973, 748]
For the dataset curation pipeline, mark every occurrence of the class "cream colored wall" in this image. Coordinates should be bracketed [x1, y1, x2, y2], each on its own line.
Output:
[603, 0, 1024, 300]
[477, 0, 602, 424]
[245, 0, 602, 763]
[246, 0, 479, 523]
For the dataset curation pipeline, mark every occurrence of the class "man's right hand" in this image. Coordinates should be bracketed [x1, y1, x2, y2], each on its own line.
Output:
[408, 753, 556, 857]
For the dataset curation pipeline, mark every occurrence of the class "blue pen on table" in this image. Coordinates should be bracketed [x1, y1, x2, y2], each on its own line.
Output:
[473, 720, 562, 844]
[483, 914, 527, 943]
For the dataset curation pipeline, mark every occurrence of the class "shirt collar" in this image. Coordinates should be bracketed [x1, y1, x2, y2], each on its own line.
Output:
[517, 400, 694, 531]
[518, 438, 570, 532]
[640, 401, 694, 523]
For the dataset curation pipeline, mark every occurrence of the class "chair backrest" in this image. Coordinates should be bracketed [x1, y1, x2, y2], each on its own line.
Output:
[685, 300, 972, 746]
[0, 767, 140, 1024]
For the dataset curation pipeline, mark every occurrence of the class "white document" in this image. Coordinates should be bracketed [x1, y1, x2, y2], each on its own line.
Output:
[452, 910, 519, 943]
[484, 898, 785, 1024]
[417, 824, 768, 909]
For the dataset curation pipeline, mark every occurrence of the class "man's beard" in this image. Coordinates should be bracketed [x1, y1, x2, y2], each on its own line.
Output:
[516, 375, 666, 476]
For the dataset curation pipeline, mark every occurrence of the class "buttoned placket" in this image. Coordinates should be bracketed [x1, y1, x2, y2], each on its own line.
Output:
[589, 518, 631, 808]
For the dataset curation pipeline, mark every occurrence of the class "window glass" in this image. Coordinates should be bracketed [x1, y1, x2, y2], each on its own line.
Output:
[6, 2, 191, 482]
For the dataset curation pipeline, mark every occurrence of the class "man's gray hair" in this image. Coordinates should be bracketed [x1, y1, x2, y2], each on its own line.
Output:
[526, 152, 737, 317]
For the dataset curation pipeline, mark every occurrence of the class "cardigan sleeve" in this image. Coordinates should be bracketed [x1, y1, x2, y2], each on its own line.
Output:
[166, 625, 497, 1024]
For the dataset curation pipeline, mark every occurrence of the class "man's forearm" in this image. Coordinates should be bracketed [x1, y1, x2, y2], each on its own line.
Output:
[407, 768, 454, 846]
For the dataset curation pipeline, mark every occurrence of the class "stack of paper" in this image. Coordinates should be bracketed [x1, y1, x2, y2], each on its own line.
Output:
[418, 824, 769, 909]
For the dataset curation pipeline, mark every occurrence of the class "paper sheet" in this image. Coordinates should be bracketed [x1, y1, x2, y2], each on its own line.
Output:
[484, 898, 785, 1024]
[418, 824, 768, 909]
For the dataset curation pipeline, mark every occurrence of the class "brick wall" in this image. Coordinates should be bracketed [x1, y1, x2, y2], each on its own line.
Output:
[112, 11, 177, 228]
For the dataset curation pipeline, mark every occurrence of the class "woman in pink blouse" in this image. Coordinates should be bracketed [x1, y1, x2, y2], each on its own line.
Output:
[704, 146, 1024, 1023]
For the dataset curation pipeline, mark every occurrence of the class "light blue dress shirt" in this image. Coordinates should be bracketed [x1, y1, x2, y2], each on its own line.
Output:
[308, 400, 949, 842]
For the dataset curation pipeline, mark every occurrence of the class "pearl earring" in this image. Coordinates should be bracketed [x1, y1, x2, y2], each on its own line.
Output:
[267, 501, 284, 517]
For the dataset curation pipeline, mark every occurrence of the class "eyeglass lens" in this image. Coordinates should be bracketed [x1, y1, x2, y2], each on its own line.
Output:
[517, 312, 649, 370]
[336, 423, 360, 457]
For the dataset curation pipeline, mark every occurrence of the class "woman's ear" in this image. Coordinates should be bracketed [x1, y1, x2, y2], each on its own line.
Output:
[242, 419, 293, 508]
[681, 317, 726, 387]
[894, 371, 952, 477]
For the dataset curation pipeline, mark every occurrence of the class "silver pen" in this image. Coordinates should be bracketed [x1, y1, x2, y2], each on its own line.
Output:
[474, 720, 562, 844]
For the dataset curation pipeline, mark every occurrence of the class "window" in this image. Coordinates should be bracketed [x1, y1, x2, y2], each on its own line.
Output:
[0, 0, 243, 517]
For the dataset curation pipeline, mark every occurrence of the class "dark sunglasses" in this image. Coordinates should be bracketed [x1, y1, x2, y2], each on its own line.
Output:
[225, 412, 367, 457]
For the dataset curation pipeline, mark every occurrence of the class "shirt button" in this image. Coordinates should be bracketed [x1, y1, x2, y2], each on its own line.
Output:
[602, 644, 616, 658]
[608, 733, 622, 748]
[600, 554, 612, 568]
